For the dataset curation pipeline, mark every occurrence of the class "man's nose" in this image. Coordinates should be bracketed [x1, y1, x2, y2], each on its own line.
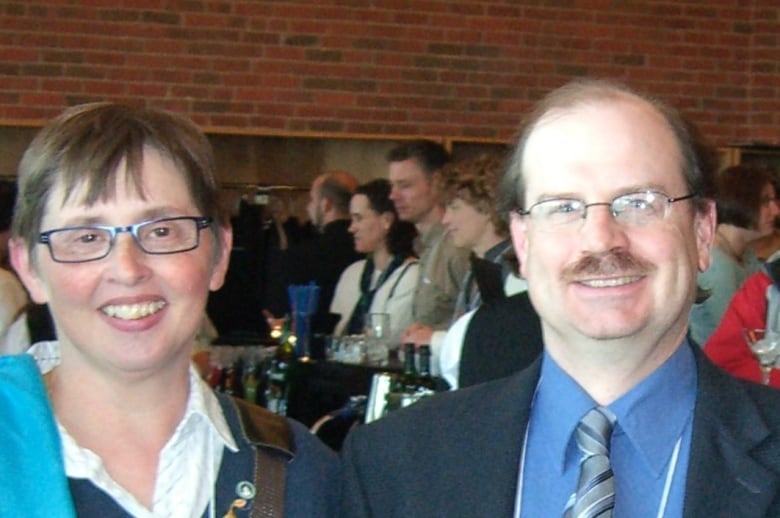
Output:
[579, 204, 629, 254]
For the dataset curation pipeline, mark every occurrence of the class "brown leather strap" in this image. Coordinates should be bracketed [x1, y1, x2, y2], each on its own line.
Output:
[231, 398, 294, 518]
[250, 447, 287, 518]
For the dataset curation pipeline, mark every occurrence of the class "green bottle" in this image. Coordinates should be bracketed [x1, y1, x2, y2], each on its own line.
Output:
[243, 362, 260, 405]
[265, 324, 296, 415]
[416, 345, 436, 392]
[385, 343, 418, 414]
[395, 342, 418, 392]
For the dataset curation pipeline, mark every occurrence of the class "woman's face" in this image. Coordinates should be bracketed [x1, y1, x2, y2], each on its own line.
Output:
[348, 194, 391, 254]
[756, 182, 780, 236]
[12, 149, 231, 379]
[442, 197, 492, 251]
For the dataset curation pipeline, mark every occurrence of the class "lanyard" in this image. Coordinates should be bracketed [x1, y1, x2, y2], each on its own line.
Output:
[513, 421, 683, 518]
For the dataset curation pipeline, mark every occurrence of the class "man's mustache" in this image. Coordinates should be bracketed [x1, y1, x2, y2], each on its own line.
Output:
[563, 248, 655, 279]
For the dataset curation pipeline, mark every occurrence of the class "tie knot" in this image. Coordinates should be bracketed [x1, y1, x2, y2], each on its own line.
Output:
[575, 407, 616, 457]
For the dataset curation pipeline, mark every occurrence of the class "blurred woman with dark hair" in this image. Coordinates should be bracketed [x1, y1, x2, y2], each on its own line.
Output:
[690, 164, 779, 346]
[749, 169, 780, 261]
[0, 180, 30, 354]
[330, 179, 418, 347]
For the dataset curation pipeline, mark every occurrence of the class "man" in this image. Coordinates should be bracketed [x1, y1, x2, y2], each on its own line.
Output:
[341, 79, 780, 517]
[387, 140, 470, 343]
[287, 170, 362, 332]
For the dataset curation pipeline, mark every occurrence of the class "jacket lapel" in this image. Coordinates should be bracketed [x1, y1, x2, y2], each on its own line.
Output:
[684, 350, 780, 517]
[477, 359, 541, 516]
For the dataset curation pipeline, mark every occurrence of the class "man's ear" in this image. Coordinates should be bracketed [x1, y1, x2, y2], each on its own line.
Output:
[509, 212, 529, 278]
[9, 238, 49, 304]
[319, 195, 333, 217]
[430, 170, 443, 198]
[694, 199, 717, 273]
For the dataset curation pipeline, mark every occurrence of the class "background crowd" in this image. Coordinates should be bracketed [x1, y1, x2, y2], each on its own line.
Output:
[0, 78, 779, 516]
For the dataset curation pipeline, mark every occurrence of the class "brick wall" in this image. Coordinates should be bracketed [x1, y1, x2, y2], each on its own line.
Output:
[0, 0, 777, 148]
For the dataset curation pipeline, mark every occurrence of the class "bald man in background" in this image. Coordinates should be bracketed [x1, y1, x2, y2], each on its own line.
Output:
[286, 171, 363, 333]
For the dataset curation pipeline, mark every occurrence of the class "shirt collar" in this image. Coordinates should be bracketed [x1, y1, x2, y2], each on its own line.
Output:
[185, 368, 239, 452]
[483, 238, 512, 263]
[535, 341, 696, 477]
[420, 221, 446, 246]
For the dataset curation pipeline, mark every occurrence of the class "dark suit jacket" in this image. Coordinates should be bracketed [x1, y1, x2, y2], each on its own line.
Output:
[340, 345, 780, 517]
[288, 219, 362, 331]
[459, 292, 543, 388]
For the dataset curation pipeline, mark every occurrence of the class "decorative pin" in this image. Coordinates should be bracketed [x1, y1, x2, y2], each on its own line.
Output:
[222, 498, 247, 518]
[236, 480, 257, 500]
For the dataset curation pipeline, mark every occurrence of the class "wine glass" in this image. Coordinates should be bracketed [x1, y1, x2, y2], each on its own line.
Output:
[743, 328, 780, 385]
[365, 313, 391, 365]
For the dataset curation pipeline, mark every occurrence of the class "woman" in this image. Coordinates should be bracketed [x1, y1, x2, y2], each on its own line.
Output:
[440, 152, 525, 316]
[704, 258, 780, 387]
[330, 179, 418, 348]
[0, 180, 30, 354]
[9, 103, 339, 516]
[690, 164, 780, 346]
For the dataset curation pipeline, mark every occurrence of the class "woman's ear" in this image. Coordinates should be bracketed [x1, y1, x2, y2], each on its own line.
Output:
[9, 238, 49, 304]
[209, 225, 233, 292]
[381, 211, 395, 232]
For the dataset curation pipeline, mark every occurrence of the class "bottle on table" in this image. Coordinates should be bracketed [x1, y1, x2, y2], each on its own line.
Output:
[416, 344, 436, 392]
[384, 343, 418, 413]
[242, 360, 261, 405]
[265, 331, 296, 415]
[222, 354, 245, 399]
[393, 342, 418, 392]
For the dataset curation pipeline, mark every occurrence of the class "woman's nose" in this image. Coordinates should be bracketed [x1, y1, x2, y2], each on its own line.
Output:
[105, 234, 151, 284]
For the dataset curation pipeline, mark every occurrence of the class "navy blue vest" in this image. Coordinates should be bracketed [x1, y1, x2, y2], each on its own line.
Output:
[68, 393, 292, 517]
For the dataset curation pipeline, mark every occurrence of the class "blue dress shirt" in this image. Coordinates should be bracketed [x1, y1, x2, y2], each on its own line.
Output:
[517, 343, 696, 517]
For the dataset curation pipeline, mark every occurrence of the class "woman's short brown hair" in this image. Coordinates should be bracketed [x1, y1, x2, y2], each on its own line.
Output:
[441, 152, 510, 237]
[12, 103, 225, 259]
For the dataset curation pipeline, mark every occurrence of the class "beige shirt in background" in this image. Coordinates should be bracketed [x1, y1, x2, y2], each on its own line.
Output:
[411, 222, 470, 330]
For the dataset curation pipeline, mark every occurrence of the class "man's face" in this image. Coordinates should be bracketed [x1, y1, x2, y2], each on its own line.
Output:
[388, 158, 437, 224]
[510, 98, 715, 360]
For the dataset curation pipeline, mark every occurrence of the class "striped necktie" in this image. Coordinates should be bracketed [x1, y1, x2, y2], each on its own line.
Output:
[563, 407, 616, 518]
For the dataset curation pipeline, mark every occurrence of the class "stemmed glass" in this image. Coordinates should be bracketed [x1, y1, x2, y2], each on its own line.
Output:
[743, 328, 780, 385]
[365, 313, 391, 365]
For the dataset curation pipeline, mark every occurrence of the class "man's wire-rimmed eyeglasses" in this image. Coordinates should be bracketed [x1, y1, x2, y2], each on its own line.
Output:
[38, 216, 213, 263]
[515, 190, 696, 232]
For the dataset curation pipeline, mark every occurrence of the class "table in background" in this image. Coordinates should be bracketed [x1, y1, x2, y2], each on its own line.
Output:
[286, 359, 401, 428]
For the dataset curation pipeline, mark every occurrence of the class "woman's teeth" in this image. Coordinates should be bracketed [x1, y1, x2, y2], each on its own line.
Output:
[102, 301, 166, 320]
